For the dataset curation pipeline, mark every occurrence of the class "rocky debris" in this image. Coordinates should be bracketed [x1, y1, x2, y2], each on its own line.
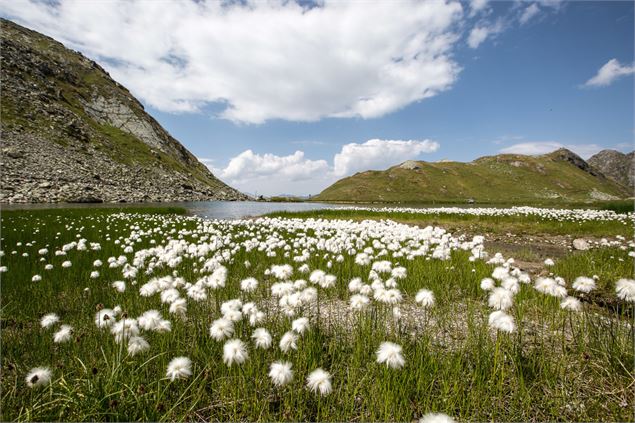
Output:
[399, 160, 421, 170]
[572, 238, 590, 251]
[0, 19, 248, 204]
[588, 149, 635, 191]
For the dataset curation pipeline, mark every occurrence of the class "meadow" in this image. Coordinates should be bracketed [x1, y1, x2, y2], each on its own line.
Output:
[1, 206, 633, 422]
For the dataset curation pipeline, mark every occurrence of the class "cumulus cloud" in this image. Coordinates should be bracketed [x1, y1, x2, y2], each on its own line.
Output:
[519, 3, 540, 25]
[209, 139, 439, 195]
[0, 0, 465, 124]
[584, 59, 635, 88]
[333, 139, 439, 176]
[499, 142, 604, 159]
[469, 0, 489, 15]
[467, 20, 503, 48]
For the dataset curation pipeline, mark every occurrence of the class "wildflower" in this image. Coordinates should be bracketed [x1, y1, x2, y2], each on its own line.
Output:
[488, 311, 515, 333]
[280, 331, 298, 353]
[138, 310, 163, 331]
[615, 279, 635, 302]
[44, 264, 53, 270]
[269, 361, 293, 387]
[32, 275, 42, 282]
[169, 298, 188, 318]
[111, 318, 140, 343]
[501, 277, 520, 294]
[166, 356, 192, 381]
[53, 325, 73, 343]
[306, 368, 332, 396]
[25, 367, 52, 388]
[572, 277, 596, 293]
[223, 339, 249, 366]
[488, 287, 514, 310]
[560, 297, 582, 312]
[415, 289, 435, 307]
[491, 266, 509, 281]
[376, 341, 405, 369]
[90, 271, 99, 279]
[128, 336, 150, 356]
[112, 281, 126, 292]
[419, 413, 456, 423]
[252, 328, 272, 349]
[95, 309, 116, 328]
[480, 278, 495, 291]
[349, 294, 370, 311]
[160, 288, 180, 304]
[544, 258, 555, 266]
[93, 259, 103, 267]
[348, 277, 363, 293]
[292, 317, 310, 335]
[38, 248, 48, 255]
[320, 274, 336, 289]
[62, 261, 72, 268]
[240, 277, 259, 293]
[41, 313, 59, 329]
[209, 318, 234, 341]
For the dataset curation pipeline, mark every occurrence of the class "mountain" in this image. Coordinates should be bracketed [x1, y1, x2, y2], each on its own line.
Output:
[0, 19, 246, 203]
[315, 149, 631, 203]
[588, 149, 634, 191]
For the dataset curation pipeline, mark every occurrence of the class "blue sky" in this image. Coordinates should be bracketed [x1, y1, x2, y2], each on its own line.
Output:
[1, 0, 633, 195]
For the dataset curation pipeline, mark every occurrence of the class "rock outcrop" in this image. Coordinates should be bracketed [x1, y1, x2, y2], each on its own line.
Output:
[588, 149, 634, 192]
[1, 19, 247, 203]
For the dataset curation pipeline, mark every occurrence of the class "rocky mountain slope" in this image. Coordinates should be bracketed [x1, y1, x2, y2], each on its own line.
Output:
[588, 149, 634, 191]
[315, 149, 631, 203]
[1, 19, 246, 203]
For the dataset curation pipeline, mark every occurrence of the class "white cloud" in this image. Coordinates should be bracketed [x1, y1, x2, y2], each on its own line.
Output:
[0, 0, 464, 124]
[209, 138, 440, 195]
[584, 59, 635, 88]
[467, 20, 503, 49]
[333, 139, 439, 176]
[499, 142, 604, 159]
[519, 3, 540, 25]
[469, 0, 489, 15]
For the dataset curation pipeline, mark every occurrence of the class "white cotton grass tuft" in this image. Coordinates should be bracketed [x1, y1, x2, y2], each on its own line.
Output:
[544, 258, 555, 266]
[209, 318, 234, 341]
[349, 294, 370, 311]
[280, 331, 298, 353]
[572, 276, 596, 293]
[240, 277, 259, 293]
[419, 412, 456, 423]
[488, 311, 515, 333]
[112, 281, 126, 292]
[560, 296, 582, 312]
[615, 278, 635, 303]
[138, 310, 163, 331]
[223, 339, 249, 366]
[480, 278, 495, 291]
[25, 367, 52, 388]
[268, 361, 293, 387]
[415, 289, 435, 307]
[487, 287, 514, 310]
[376, 341, 405, 369]
[95, 309, 116, 328]
[251, 328, 272, 349]
[166, 356, 192, 381]
[306, 368, 332, 396]
[40, 313, 59, 329]
[127, 335, 150, 356]
[53, 325, 73, 343]
[291, 317, 310, 335]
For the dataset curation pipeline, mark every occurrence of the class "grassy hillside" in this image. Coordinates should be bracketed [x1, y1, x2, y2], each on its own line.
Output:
[315, 150, 630, 204]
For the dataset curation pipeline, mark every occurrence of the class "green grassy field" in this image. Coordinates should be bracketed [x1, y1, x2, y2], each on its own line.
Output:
[1, 207, 633, 421]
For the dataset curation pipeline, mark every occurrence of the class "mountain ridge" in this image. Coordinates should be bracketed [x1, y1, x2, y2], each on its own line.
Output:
[315, 148, 631, 203]
[587, 149, 634, 190]
[0, 19, 246, 203]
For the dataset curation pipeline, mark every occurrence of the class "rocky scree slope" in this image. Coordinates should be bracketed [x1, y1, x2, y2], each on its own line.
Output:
[1, 19, 246, 203]
[315, 148, 631, 203]
[588, 149, 634, 192]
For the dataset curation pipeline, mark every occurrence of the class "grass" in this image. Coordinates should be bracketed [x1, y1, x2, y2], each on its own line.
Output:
[1, 207, 633, 421]
[264, 208, 633, 237]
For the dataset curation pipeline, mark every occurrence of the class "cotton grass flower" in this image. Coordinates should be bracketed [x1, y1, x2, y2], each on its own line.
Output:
[419, 412, 456, 423]
[209, 318, 234, 341]
[376, 341, 405, 369]
[128, 335, 150, 356]
[112, 281, 126, 292]
[32, 275, 42, 282]
[53, 325, 73, 343]
[95, 309, 116, 328]
[480, 278, 495, 291]
[25, 367, 52, 388]
[560, 296, 582, 312]
[166, 356, 192, 381]
[415, 289, 435, 307]
[572, 276, 596, 293]
[488, 311, 515, 333]
[306, 368, 332, 396]
[252, 328, 272, 349]
[349, 294, 370, 311]
[488, 287, 514, 310]
[240, 277, 259, 293]
[40, 313, 59, 329]
[223, 339, 249, 366]
[292, 317, 310, 335]
[269, 361, 293, 387]
[280, 331, 298, 353]
[615, 278, 635, 302]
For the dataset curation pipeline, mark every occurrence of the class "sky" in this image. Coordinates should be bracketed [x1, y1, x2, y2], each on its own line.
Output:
[1, 0, 633, 196]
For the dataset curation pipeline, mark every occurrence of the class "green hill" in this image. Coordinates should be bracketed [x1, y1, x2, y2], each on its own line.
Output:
[315, 149, 631, 204]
